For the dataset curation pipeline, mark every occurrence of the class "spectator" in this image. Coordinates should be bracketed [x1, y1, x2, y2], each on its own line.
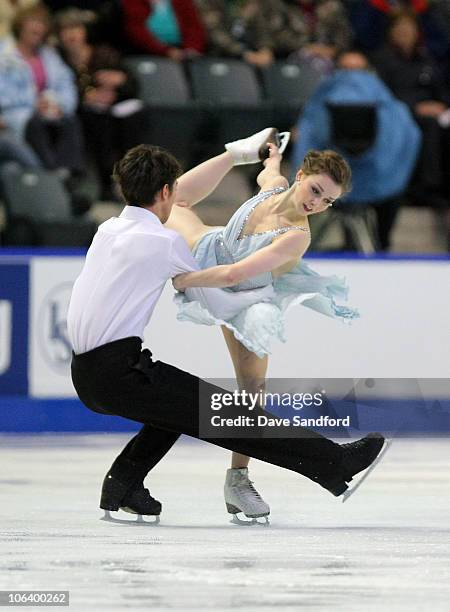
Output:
[45, 0, 108, 9]
[0, 0, 37, 47]
[285, 0, 353, 74]
[291, 51, 421, 250]
[0, 117, 41, 167]
[0, 116, 42, 244]
[195, 0, 284, 66]
[45, 0, 124, 47]
[434, 0, 450, 38]
[56, 8, 145, 200]
[121, 0, 205, 59]
[371, 11, 450, 209]
[0, 4, 85, 177]
[348, 0, 449, 60]
[196, 0, 351, 69]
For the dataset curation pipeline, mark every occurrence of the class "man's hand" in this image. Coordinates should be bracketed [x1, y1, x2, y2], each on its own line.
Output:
[243, 48, 274, 67]
[94, 69, 127, 89]
[172, 274, 188, 291]
[167, 47, 184, 61]
[415, 100, 447, 118]
[37, 94, 62, 119]
[84, 87, 117, 109]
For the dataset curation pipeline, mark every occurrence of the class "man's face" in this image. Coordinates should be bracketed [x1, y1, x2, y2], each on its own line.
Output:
[336, 52, 369, 71]
[390, 17, 419, 51]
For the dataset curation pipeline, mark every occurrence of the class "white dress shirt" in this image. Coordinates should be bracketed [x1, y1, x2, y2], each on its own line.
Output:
[67, 205, 273, 354]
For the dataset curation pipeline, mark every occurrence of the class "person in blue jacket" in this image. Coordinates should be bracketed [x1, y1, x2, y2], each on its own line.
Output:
[0, 3, 85, 176]
[291, 50, 422, 249]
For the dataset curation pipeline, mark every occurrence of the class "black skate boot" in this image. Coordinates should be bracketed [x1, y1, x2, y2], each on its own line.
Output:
[319, 432, 385, 497]
[121, 486, 162, 516]
[100, 473, 161, 524]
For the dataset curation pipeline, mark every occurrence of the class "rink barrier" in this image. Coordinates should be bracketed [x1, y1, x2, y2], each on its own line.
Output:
[1, 249, 449, 432]
[0, 396, 449, 434]
[0, 397, 140, 432]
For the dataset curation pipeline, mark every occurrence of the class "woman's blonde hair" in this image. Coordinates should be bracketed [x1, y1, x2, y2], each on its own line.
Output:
[12, 3, 52, 39]
[301, 149, 352, 195]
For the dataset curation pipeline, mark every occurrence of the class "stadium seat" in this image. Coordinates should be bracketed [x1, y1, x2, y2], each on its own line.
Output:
[123, 56, 201, 167]
[260, 60, 323, 131]
[187, 58, 272, 157]
[0, 164, 97, 246]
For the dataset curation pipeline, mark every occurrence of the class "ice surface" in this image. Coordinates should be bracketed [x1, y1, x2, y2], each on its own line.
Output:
[1, 435, 450, 611]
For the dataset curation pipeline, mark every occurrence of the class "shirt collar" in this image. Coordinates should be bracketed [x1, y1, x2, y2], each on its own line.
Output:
[119, 205, 163, 226]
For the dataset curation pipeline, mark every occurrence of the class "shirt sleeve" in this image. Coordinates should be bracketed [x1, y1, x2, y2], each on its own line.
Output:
[168, 233, 275, 321]
[45, 47, 78, 115]
[168, 233, 201, 276]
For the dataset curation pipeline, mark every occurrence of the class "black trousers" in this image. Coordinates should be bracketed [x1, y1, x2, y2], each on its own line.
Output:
[25, 114, 86, 174]
[373, 199, 401, 251]
[413, 115, 450, 197]
[71, 337, 343, 492]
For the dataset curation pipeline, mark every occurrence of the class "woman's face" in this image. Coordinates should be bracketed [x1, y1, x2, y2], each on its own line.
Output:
[58, 24, 87, 49]
[336, 51, 369, 71]
[18, 17, 48, 49]
[293, 171, 342, 216]
[389, 17, 419, 52]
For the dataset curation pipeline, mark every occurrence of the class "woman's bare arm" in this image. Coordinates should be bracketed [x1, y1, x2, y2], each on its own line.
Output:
[257, 143, 289, 192]
[173, 230, 309, 290]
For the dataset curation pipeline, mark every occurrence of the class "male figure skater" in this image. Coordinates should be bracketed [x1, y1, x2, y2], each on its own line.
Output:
[68, 130, 384, 522]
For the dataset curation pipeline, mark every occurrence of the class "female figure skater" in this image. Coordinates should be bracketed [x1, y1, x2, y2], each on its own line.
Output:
[165, 127, 356, 523]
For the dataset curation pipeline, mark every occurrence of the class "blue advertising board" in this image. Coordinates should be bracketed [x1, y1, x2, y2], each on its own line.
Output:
[0, 262, 29, 395]
[0, 250, 449, 433]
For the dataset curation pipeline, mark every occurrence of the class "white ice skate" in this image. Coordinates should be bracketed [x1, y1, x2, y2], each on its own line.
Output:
[225, 127, 290, 165]
[224, 468, 270, 525]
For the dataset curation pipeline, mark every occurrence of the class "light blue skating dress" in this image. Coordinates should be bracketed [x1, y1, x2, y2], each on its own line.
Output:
[174, 187, 358, 357]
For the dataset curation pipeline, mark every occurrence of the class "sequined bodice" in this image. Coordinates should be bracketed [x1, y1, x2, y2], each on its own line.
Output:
[212, 187, 309, 291]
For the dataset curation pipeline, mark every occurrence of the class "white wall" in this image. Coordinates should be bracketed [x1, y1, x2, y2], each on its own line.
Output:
[28, 257, 450, 397]
[147, 259, 450, 379]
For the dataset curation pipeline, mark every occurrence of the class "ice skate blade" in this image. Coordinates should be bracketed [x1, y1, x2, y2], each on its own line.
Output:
[342, 439, 392, 503]
[230, 514, 270, 526]
[100, 510, 160, 525]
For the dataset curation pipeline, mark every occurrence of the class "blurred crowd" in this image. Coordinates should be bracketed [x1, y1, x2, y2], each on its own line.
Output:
[0, 0, 449, 250]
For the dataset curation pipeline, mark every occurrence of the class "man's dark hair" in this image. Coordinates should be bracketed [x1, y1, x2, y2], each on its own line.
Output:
[112, 144, 182, 207]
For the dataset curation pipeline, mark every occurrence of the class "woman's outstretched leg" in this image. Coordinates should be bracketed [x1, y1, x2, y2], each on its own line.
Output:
[165, 205, 219, 249]
[165, 128, 279, 245]
[174, 125, 281, 208]
[221, 325, 271, 523]
[164, 151, 235, 248]
[175, 151, 234, 209]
